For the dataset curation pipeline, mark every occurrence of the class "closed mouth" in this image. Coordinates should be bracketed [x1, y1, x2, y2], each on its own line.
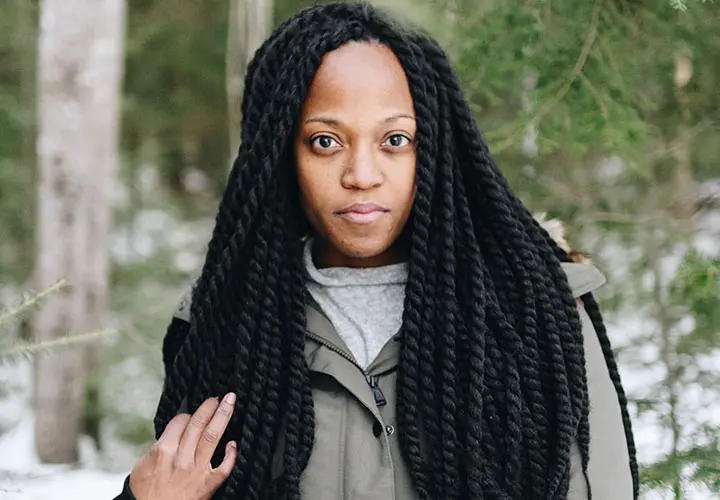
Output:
[334, 202, 389, 225]
[335, 202, 389, 215]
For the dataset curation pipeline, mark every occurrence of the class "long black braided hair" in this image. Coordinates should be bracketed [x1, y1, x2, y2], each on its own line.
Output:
[154, 3, 638, 499]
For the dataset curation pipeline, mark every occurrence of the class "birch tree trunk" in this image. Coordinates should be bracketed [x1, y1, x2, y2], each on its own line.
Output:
[226, 0, 274, 162]
[33, 0, 126, 463]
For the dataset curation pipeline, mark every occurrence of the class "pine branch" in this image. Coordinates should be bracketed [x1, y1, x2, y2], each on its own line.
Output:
[0, 330, 114, 365]
[492, 0, 604, 153]
[579, 72, 609, 119]
[532, 0, 603, 125]
[0, 279, 67, 328]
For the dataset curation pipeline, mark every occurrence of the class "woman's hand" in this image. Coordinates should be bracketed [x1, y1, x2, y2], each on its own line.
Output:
[128, 393, 238, 500]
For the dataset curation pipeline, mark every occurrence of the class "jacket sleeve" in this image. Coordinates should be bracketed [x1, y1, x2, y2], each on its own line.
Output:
[112, 474, 137, 500]
[567, 303, 634, 499]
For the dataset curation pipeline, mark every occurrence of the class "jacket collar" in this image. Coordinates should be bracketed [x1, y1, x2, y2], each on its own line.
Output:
[561, 262, 606, 298]
[303, 262, 606, 372]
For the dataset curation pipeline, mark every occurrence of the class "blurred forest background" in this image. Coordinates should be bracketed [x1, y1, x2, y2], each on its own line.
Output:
[0, 0, 718, 498]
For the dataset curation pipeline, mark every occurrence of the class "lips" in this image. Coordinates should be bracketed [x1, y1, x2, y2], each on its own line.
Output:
[335, 202, 389, 224]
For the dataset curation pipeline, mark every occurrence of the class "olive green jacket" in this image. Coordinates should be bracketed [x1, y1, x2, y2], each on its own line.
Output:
[117, 262, 633, 500]
[261, 262, 633, 499]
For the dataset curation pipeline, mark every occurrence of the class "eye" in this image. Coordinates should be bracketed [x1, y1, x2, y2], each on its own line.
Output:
[311, 135, 340, 149]
[383, 134, 412, 148]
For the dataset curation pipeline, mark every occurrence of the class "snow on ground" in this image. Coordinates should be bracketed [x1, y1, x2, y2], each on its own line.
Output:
[0, 410, 128, 499]
[2, 470, 127, 500]
[0, 358, 129, 499]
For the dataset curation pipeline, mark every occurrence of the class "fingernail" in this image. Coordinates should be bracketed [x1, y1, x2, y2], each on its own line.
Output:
[224, 392, 236, 405]
[227, 441, 237, 451]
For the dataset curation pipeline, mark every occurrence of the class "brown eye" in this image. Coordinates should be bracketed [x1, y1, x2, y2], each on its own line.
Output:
[383, 134, 412, 148]
[311, 135, 339, 149]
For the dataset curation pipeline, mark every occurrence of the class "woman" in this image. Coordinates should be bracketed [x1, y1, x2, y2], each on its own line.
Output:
[115, 3, 637, 499]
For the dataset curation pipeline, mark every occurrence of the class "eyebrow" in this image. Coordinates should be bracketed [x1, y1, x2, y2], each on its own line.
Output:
[383, 113, 415, 123]
[304, 113, 415, 126]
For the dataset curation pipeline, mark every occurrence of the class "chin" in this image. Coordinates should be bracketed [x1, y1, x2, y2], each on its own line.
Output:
[337, 236, 392, 259]
[314, 221, 408, 266]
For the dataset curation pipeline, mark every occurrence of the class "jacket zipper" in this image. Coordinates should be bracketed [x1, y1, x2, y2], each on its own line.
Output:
[305, 330, 363, 371]
[305, 329, 395, 500]
[304, 330, 387, 407]
[366, 375, 387, 406]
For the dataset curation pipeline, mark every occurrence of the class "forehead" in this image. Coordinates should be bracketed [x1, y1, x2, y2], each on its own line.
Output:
[301, 41, 414, 117]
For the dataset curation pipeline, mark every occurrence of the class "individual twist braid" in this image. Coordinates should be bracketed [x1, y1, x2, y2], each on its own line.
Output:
[579, 293, 640, 499]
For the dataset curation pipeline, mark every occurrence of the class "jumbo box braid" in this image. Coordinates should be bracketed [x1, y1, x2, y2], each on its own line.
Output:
[153, 3, 638, 499]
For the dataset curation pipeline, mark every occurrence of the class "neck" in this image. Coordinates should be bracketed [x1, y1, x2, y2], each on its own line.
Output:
[312, 239, 408, 269]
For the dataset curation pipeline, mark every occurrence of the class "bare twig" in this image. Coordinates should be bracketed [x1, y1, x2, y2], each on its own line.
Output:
[645, 118, 715, 163]
[121, 327, 156, 352]
[586, 212, 657, 224]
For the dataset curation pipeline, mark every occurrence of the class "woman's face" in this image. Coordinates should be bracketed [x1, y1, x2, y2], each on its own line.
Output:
[294, 41, 417, 268]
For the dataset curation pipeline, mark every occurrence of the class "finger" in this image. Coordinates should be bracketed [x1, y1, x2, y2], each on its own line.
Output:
[207, 441, 237, 490]
[195, 392, 236, 465]
[150, 413, 190, 467]
[157, 413, 191, 448]
[176, 397, 220, 465]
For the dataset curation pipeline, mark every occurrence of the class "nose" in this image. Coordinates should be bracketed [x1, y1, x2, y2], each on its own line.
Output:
[341, 147, 383, 190]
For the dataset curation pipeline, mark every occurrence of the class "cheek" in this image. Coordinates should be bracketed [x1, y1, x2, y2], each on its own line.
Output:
[395, 157, 417, 208]
[297, 170, 319, 215]
[294, 146, 313, 200]
[295, 157, 332, 225]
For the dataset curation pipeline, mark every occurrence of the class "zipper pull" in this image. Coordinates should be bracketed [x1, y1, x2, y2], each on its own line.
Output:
[366, 375, 387, 407]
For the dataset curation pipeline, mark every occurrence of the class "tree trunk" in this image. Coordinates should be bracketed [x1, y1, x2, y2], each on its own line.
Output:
[14, 0, 39, 342]
[33, 0, 126, 463]
[648, 225, 683, 500]
[226, 0, 274, 163]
